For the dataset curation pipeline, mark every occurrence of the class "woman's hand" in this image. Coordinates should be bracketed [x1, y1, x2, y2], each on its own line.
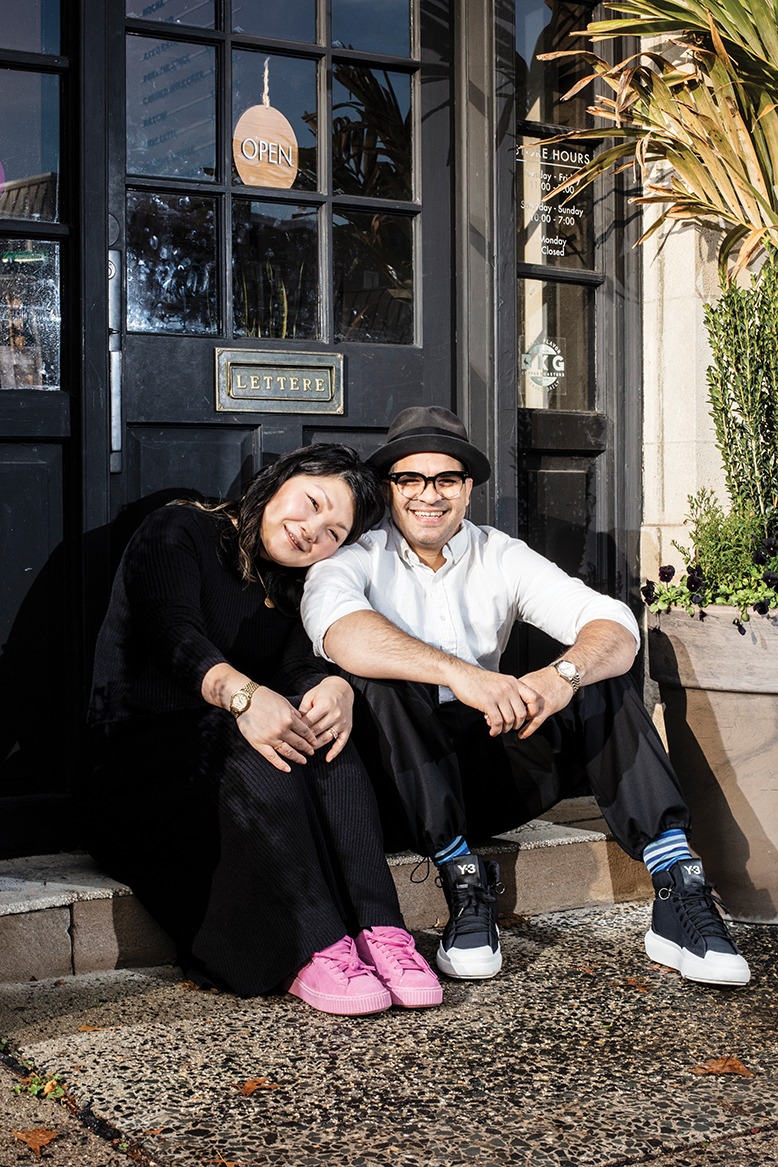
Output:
[298, 676, 354, 762]
[236, 685, 319, 773]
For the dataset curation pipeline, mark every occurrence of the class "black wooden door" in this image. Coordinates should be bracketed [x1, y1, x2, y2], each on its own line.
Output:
[0, 0, 457, 856]
[104, 0, 454, 526]
[513, 0, 642, 667]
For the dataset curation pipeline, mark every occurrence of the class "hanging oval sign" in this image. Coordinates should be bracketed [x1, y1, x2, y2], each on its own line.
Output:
[233, 104, 299, 189]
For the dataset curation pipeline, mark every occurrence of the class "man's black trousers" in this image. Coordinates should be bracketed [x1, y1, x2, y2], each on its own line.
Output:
[343, 672, 691, 861]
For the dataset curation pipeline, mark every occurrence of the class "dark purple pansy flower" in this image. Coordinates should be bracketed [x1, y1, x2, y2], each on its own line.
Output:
[687, 567, 704, 590]
[754, 549, 768, 566]
[734, 619, 747, 635]
[641, 580, 656, 603]
[764, 571, 778, 589]
[658, 565, 675, 583]
[754, 599, 771, 615]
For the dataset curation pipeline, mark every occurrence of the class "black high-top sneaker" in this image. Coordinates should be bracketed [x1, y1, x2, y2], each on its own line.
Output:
[644, 859, 750, 986]
[436, 854, 502, 979]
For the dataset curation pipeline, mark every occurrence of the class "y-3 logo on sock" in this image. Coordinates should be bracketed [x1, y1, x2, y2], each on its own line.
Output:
[457, 862, 477, 876]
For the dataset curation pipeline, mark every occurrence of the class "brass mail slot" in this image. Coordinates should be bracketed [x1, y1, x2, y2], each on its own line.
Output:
[215, 349, 344, 414]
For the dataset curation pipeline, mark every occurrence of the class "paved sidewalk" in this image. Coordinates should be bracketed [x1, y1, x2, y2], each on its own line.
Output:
[1, 900, 777, 1167]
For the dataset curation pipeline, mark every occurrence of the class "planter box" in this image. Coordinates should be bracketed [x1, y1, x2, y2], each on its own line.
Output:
[649, 606, 778, 923]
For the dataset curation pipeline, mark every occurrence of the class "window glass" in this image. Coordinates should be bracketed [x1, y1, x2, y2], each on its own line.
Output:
[232, 0, 315, 44]
[518, 278, 593, 408]
[125, 0, 215, 29]
[0, 240, 60, 389]
[0, 1, 60, 54]
[126, 36, 217, 180]
[332, 0, 410, 57]
[333, 210, 413, 344]
[0, 70, 59, 222]
[332, 66, 412, 200]
[126, 191, 217, 334]
[517, 135, 594, 269]
[233, 201, 319, 339]
[232, 50, 318, 191]
[516, 0, 594, 128]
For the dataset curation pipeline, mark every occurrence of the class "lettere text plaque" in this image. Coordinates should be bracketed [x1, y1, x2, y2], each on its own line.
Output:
[215, 349, 344, 415]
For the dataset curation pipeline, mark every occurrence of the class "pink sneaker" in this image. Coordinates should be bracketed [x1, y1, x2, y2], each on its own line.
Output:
[284, 936, 391, 1016]
[355, 927, 443, 1008]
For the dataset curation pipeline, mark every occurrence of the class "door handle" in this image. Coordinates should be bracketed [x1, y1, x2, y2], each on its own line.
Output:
[108, 249, 122, 473]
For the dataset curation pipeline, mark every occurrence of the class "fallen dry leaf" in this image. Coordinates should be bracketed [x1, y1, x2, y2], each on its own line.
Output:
[692, 1055, 755, 1077]
[232, 1077, 279, 1095]
[205, 1152, 250, 1166]
[12, 1128, 59, 1160]
[625, 976, 650, 992]
[579, 964, 595, 976]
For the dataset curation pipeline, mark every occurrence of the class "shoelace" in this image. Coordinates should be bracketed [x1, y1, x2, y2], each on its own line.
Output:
[673, 884, 732, 941]
[369, 932, 427, 971]
[450, 883, 497, 937]
[316, 939, 374, 981]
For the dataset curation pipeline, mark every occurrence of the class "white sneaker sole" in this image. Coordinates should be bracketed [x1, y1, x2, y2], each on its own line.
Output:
[645, 929, 751, 987]
[436, 941, 502, 980]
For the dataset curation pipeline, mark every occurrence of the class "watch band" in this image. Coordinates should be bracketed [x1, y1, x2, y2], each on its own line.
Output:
[552, 659, 581, 693]
[229, 680, 259, 718]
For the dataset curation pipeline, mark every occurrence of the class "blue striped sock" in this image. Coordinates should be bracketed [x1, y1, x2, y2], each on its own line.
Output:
[642, 828, 693, 875]
[433, 835, 471, 867]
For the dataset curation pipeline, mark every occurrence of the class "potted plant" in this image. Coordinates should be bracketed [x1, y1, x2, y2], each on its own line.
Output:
[537, 0, 778, 921]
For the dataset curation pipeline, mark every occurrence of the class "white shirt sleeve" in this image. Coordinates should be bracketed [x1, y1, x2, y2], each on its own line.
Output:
[502, 536, 641, 649]
[301, 542, 376, 660]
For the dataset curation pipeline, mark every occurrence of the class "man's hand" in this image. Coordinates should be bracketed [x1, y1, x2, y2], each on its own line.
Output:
[445, 665, 529, 735]
[299, 675, 354, 762]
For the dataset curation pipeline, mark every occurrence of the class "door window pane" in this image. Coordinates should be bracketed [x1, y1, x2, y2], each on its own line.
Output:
[126, 36, 217, 180]
[232, 1, 316, 44]
[125, 0, 215, 29]
[126, 191, 217, 334]
[516, 0, 594, 128]
[332, 0, 410, 57]
[233, 200, 319, 339]
[0, 240, 60, 389]
[518, 135, 594, 270]
[332, 66, 411, 200]
[0, 70, 59, 222]
[334, 210, 413, 344]
[518, 279, 593, 408]
[0, 1, 60, 54]
[232, 50, 318, 191]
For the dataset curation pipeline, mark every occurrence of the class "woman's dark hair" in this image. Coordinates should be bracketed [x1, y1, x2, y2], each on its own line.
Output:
[175, 443, 384, 613]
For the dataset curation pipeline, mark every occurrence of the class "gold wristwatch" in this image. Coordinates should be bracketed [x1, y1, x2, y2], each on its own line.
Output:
[552, 659, 580, 693]
[229, 680, 259, 718]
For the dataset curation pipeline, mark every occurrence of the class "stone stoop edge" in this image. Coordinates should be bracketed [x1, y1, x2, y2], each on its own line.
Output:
[0, 812, 653, 984]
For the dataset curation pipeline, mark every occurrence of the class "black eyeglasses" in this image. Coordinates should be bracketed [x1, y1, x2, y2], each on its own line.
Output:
[385, 471, 470, 500]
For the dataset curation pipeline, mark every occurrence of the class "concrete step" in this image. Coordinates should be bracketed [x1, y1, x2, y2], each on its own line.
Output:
[0, 798, 652, 984]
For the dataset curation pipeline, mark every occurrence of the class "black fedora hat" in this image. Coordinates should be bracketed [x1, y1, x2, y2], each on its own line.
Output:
[368, 406, 491, 486]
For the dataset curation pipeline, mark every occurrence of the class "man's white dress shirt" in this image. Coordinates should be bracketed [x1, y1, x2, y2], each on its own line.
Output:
[301, 517, 640, 700]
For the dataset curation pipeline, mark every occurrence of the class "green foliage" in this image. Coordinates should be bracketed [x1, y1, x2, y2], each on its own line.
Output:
[705, 252, 778, 523]
[11, 1071, 67, 1100]
[646, 489, 778, 617]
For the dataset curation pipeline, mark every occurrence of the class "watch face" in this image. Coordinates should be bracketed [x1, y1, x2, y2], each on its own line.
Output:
[558, 662, 575, 679]
[231, 693, 250, 713]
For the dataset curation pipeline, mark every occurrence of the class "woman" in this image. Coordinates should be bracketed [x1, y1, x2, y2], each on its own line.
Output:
[79, 444, 441, 1014]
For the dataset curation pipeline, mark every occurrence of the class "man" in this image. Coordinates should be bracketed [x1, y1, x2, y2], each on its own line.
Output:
[301, 407, 750, 988]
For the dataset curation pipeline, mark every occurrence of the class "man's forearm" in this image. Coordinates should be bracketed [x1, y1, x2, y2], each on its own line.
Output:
[551, 619, 637, 686]
[323, 610, 465, 687]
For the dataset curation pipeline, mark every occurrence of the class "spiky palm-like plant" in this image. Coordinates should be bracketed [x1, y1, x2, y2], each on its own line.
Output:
[541, 0, 778, 279]
[541, 0, 778, 618]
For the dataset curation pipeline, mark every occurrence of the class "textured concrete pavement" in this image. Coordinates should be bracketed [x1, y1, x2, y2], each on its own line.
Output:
[1, 900, 777, 1167]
